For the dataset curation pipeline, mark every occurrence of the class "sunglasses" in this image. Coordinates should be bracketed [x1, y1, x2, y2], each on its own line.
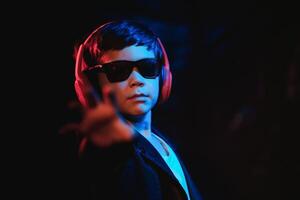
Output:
[84, 58, 162, 83]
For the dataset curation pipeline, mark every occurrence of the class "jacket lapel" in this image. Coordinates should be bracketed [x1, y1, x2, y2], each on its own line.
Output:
[133, 132, 190, 200]
[133, 133, 179, 184]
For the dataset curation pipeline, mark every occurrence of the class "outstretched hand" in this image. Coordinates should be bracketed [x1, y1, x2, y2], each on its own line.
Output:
[60, 86, 134, 153]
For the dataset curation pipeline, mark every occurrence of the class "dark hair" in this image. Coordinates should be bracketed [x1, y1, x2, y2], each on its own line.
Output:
[81, 20, 164, 68]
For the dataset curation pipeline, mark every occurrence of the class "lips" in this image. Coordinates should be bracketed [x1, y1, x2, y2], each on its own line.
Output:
[127, 93, 149, 100]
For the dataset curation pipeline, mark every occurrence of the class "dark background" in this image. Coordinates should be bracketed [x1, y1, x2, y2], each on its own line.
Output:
[10, 1, 299, 200]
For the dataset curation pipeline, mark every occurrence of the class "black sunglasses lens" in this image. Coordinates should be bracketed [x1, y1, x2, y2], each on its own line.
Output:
[104, 62, 132, 82]
[138, 59, 161, 78]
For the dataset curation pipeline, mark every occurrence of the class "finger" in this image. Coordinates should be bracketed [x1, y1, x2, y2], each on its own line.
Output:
[102, 86, 124, 120]
[85, 87, 101, 109]
[78, 137, 88, 156]
[102, 86, 119, 108]
[80, 104, 117, 134]
[102, 85, 112, 104]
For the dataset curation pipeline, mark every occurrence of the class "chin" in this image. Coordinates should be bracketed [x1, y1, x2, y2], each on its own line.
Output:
[121, 104, 151, 116]
[130, 107, 149, 116]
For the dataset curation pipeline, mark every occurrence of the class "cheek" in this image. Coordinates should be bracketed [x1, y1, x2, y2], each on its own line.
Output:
[149, 78, 160, 103]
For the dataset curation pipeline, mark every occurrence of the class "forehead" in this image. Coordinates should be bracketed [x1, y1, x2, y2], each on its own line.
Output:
[99, 45, 155, 63]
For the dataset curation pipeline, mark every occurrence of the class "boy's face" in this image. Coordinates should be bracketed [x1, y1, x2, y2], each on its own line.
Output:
[98, 45, 160, 116]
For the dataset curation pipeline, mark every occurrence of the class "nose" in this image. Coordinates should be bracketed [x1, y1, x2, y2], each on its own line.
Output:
[128, 67, 145, 87]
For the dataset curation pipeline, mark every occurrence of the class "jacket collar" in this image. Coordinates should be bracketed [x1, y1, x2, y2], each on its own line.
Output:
[132, 130, 186, 192]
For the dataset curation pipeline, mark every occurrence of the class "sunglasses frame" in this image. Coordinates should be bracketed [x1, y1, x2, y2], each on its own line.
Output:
[84, 58, 162, 82]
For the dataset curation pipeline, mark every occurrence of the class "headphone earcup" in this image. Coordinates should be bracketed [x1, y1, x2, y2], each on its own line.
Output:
[74, 79, 89, 108]
[159, 67, 172, 104]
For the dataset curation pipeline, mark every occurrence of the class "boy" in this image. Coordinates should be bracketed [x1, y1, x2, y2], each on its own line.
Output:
[69, 20, 202, 200]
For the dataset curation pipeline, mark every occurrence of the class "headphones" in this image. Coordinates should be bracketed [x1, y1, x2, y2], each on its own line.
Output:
[74, 21, 172, 108]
